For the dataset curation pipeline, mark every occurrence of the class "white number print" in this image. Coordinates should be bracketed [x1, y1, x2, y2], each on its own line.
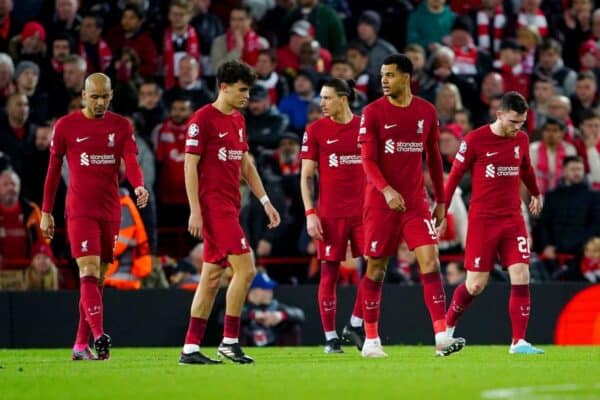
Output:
[423, 219, 438, 239]
[517, 236, 529, 254]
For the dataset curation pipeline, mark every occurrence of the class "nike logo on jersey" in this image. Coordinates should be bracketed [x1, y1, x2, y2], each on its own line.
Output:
[486, 152, 499, 157]
[76, 137, 89, 143]
[384, 124, 397, 129]
[218, 132, 229, 138]
[326, 139, 339, 144]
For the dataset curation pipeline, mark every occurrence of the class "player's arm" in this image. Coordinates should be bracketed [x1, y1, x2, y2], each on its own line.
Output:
[359, 108, 405, 211]
[425, 115, 446, 226]
[444, 139, 472, 213]
[184, 153, 203, 238]
[41, 122, 67, 240]
[300, 159, 323, 240]
[122, 121, 149, 208]
[241, 152, 281, 229]
[519, 138, 542, 216]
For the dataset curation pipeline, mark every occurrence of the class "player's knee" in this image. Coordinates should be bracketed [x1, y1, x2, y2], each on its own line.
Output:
[371, 268, 386, 282]
[239, 265, 257, 285]
[509, 265, 530, 284]
[467, 281, 486, 296]
[419, 258, 440, 273]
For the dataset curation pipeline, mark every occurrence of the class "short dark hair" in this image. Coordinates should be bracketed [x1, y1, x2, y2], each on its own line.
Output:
[382, 53, 413, 76]
[258, 48, 277, 64]
[579, 109, 600, 124]
[331, 56, 352, 68]
[540, 38, 562, 54]
[216, 60, 256, 87]
[577, 70, 596, 82]
[563, 155, 583, 167]
[231, 4, 253, 17]
[347, 41, 369, 57]
[500, 91, 528, 114]
[82, 12, 104, 30]
[322, 78, 356, 103]
[170, 95, 192, 106]
[123, 4, 145, 20]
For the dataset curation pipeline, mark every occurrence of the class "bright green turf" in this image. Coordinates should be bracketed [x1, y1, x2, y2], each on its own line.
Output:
[1, 346, 599, 399]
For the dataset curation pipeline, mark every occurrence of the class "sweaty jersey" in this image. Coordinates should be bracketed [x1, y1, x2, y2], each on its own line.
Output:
[184, 104, 248, 214]
[359, 96, 443, 211]
[445, 125, 540, 219]
[50, 110, 137, 221]
[301, 115, 365, 218]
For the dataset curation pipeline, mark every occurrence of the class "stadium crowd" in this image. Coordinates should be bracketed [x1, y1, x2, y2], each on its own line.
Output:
[0, 0, 599, 290]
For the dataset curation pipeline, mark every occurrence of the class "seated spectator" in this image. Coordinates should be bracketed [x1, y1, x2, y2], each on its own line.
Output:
[14, 60, 48, 124]
[278, 69, 318, 134]
[276, 20, 332, 79]
[546, 95, 578, 142]
[421, 46, 477, 105]
[24, 243, 59, 291]
[22, 122, 54, 206]
[581, 237, 600, 283]
[530, 117, 577, 194]
[163, 55, 214, 110]
[189, 0, 223, 76]
[471, 71, 504, 127]
[298, 40, 329, 75]
[386, 241, 418, 284]
[579, 110, 600, 189]
[407, 0, 456, 52]
[533, 39, 576, 97]
[0, 169, 46, 270]
[354, 10, 397, 77]
[133, 80, 168, 148]
[516, 25, 541, 75]
[255, 49, 289, 105]
[439, 123, 463, 170]
[210, 5, 268, 71]
[168, 243, 230, 290]
[78, 12, 112, 74]
[239, 270, 305, 346]
[246, 85, 289, 157]
[435, 82, 463, 125]
[104, 189, 152, 290]
[536, 156, 600, 269]
[444, 15, 492, 82]
[445, 261, 466, 285]
[453, 109, 473, 136]
[107, 47, 143, 116]
[45, 0, 81, 45]
[42, 33, 73, 93]
[570, 71, 599, 127]
[0, 93, 36, 178]
[328, 57, 367, 114]
[578, 40, 600, 84]
[8, 21, 47, 67]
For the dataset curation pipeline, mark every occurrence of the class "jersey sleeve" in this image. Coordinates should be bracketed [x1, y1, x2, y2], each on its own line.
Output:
[50, 118, 66, 157]
[519, 134, 541, 196]
[359, 106, 390, 191]
[425, 108, 444, 203]
[122, 118, 139, 155]
[357, 107, 377, 145]
[239, 114, 249, 153]
[445, 135, 476, 209]
[300, 124, 319, 161]
[185, 112, 207, 155]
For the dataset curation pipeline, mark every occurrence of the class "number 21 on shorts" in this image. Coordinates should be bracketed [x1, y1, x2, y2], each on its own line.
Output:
[517, 236, 530, 257]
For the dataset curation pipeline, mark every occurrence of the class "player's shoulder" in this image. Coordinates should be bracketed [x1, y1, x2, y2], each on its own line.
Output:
[190, 104, 214, 120]
[105, 111, 130, 127]
[412, 96, 436, 112]
[307, 116, 329, 133]
[464, 125, 490, 144]
[363, 97, 386, 114]
[55, 109, 81, 125]
[516, 130, 531, 144]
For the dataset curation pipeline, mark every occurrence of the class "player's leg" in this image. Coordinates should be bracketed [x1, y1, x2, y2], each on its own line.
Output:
[359, 255, 388, 357]
[446, 270, 490, 335]
[180, 261, 225, 365]
[342, 218, 366, 351]
[217, 251, 256, 364]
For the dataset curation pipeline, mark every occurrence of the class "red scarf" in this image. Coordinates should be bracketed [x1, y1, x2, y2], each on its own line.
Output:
[0, 15, 10, 40]
[226, 29, 264, 66]
[274, 151, 300, 175]
[257, 72, 280, 104]
[51, 57, 63, 73]
[518, 8, 548, 37]
[163, 25, 200, 89]
[581, 257, 600, 274]
[476, 6, 505, 58]
[536, 141, 566, 194]
[79, 39, 112, 73]
[452, 44, 478, 75]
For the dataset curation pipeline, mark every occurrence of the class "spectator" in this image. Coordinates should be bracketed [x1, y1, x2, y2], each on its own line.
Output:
[283, 0, 346, 56]
[51, 54, 86, 117]
[278, 69, 318, 134]
[78, 13, 111, 74]
[536, 156, 600, 268]
[559, 0, 592, 71]
[104, 189, 152, 290]
[474, 0, 510, 59]
[0, 169, 45, 270]
[329, 57, 367, 114]
[579, 110, 600, 190]
[239, 270, 305, 346]
[258, 0, 297, 48]
[533, 39, 577, 97]
[163, 55, 214, 110]
[530, 77, 555, 131]
[133, 80, 168, 148]
[406, 0, 455, 52]
[580, 237, 600, 283]
[0, 52, 14, 107]
[24, 242, 59, 291]
[106, 4, 158, 79]
[107, 47, 143, 116]
[578, 40, 600, 84]
[354, 10, 397, 77]
[453, 108, 473, 136]
[0, 93, 35, 178]
[298, 39, 329, 74]
[0, 0, 22, 53]
[14, 60, 48, 124]
[445, 261, 466, 285]
[246, 85, 289, 157]
[517, 0, 548, 38]
[439, 122, 463, 170]
[42, 33, 73, 92]
[276, 20, 332, 78]
[435, 82, 463, 125]
[46, 0, 82, 45]
[167, 243, 224, 290]
[493, 39, 530, 100]
[255, 49, 289, 105]
[546, 95, 578, 143]
[530, 117, 577, 195]
[163, 0, 200, 89]
[189, 0, 223, 76]
[8, 21, 47, 67]
[445, 15, 492, 82]
[154, 97, 193, 228]
[570, 71, 599, 127]
[210, 5, 268, 71]
[515, 25, 541, 75]
[21, 122, 53, 207]
[347, 41, 379, 102]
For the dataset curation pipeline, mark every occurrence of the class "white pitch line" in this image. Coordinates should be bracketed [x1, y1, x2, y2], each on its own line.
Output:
[481, 383, 600, 399]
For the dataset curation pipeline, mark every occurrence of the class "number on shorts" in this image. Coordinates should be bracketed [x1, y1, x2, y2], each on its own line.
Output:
[423, 219, 437, 236]
[517, 236, 529, 254]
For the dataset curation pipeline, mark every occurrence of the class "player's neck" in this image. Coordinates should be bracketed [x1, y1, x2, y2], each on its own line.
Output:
[386, 91, 413, 107]
[212, 98, 236, 115]
[490, 120, 506, 137]
[330, 108, 353, 124]
[81, 108, 102, 119]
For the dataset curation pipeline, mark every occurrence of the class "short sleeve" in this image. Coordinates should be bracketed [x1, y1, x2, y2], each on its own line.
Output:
[50, 118, 66, 156]
[300, 125, 319, 161]
[122, 118, 138, 155]
[185, 112, 207, 155]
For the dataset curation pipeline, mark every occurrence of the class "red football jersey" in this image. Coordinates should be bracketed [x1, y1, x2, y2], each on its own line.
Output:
[155, 119, 188, 205]
[445, 125, 539, 218]
[359, 96, 441, 211]
[184, 104, 248, 213]
[50, 110, 138, 222]
[301, 115, 365, 218]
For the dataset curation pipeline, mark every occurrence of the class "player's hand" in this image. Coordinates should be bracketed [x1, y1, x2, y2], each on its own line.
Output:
[40, 212, 55, 240]
[264, 202, 281, 229]
[134, 186, 149, 208]
[306, 214, 324, 241]
[432, 204, 446, 228]
[436, 218, 447, 237]
[188, 211, 203, 239]
[529, 195, 542, 216]
[382, 186, 405, 212]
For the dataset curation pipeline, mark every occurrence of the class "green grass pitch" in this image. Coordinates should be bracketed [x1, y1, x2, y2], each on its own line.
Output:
[1, 346, 599, 399]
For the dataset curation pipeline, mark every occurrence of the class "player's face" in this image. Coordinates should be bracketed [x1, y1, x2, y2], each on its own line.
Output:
[319, 86, 345, 118]
[380, 64, 407, 98]
[497, 110, 526, 137]
[222, 81, 250, 110]
[83, 82, 113, 118]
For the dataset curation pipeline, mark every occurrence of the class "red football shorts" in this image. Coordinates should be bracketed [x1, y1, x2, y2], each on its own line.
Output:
[202, 211, 250, 267]
[363, 206, 438, 257]
[67, 217, 120, 262]
[317, 215, 364, 261]
[465, 216, 530, 272]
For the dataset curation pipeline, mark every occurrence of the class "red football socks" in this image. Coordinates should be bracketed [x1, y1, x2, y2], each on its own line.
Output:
[184, 317, 208, 345]
[446, 283, 475, 328]
[318, 261, 340, 333]
[509, 284, 530, 343]
[223, 314, 241, 340]
[421, 272, 447, 333]
[361, 277, 383, 339]
[80, 276, 104, 339]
